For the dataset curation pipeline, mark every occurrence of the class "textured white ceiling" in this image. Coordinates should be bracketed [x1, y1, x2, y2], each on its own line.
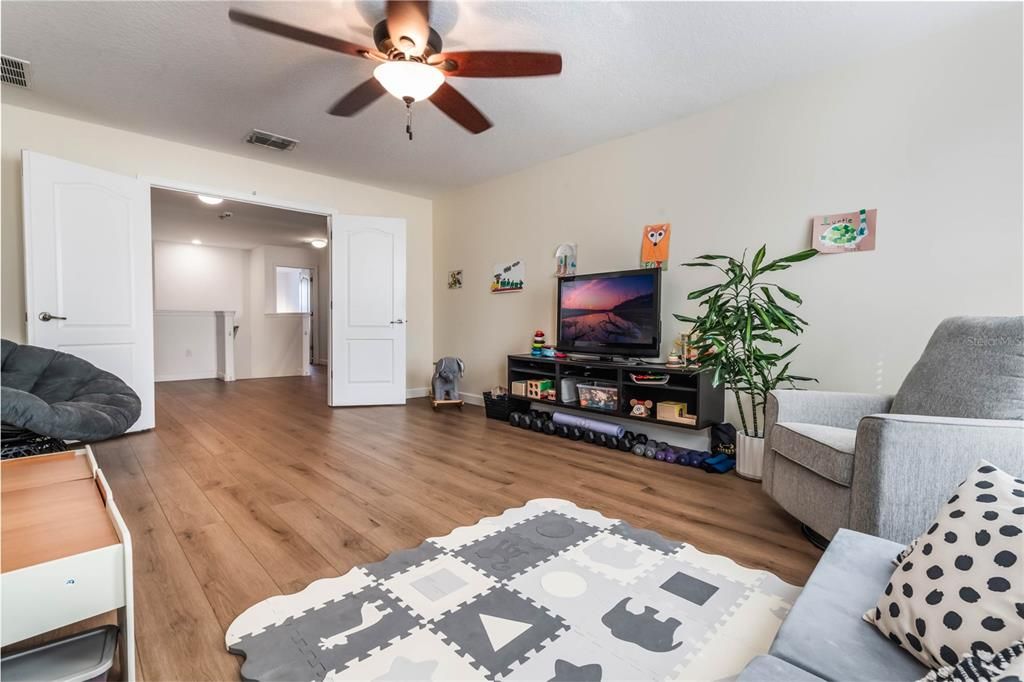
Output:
[152, 187, 328, 249]
[2, 1, 994, 197]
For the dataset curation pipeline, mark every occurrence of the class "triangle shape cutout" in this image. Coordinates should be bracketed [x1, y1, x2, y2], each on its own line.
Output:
[479, 613, 531, 651]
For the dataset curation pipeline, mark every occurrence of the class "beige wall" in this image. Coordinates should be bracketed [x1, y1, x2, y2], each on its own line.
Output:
[1, 104, 434, 390]
[433, 7, 1023, 410]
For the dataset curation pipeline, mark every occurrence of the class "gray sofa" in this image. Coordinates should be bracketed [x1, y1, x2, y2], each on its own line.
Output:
[738, 529, 927, 681]
[763, 316, 1024, 545]
[1, 339, 141, 442]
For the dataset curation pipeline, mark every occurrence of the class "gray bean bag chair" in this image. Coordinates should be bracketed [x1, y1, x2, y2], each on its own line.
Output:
[2, 339, 141, 441]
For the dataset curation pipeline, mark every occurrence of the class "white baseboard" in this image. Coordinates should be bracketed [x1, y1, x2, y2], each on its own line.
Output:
[405, 387, 482, 405]
[155, 371, 217, 382]
[315, 357, 328, 366]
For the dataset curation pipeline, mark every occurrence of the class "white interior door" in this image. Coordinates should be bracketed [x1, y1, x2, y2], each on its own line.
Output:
[22, 151, 155, 431]
[329, 215, 406, 406]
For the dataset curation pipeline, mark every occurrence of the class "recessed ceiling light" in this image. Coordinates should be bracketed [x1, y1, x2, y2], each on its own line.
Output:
[191, 239, 203, 245]
[197, 195, 223, 205]
[310, 238, 328, 249]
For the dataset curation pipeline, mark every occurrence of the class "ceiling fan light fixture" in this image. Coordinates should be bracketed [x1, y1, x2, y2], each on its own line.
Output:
[309, 238, 328, 249]
[373, 60, 444, 102]
[198, 195, 223, 205]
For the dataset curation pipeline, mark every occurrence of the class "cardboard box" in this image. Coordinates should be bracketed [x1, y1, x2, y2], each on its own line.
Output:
[657, 400, 697, 425]
[511, 380, 528, 397]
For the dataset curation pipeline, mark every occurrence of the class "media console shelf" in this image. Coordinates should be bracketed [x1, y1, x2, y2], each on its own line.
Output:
[507, 354, 725, 430]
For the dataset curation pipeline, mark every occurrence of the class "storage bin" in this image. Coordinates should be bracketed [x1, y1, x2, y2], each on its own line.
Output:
[577, 382, 619, 411]
[483, 392, 529, 421]
[560, 377, 580, 403]
[1, 625, 119, 682]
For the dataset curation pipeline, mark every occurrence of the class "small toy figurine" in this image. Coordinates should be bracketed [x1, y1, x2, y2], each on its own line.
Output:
[665, 351, 683, 369]
[629, 399, 653, 418]
[531, 330, 546, 356]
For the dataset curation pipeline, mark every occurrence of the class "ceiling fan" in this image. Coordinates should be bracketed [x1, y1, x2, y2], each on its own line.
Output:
[228, 1, 562, 139]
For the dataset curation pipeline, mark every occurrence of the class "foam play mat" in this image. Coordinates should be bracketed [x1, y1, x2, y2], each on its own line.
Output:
[226, 499, 800, 681]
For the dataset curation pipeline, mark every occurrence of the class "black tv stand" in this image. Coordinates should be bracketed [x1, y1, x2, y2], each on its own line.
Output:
[507, 354, 725, 430]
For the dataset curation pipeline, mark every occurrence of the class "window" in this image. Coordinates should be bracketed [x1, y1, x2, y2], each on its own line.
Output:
[275, 266, 312, 313]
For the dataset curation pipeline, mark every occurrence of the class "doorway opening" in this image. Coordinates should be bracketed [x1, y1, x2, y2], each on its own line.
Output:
[150, 187, 329, 390]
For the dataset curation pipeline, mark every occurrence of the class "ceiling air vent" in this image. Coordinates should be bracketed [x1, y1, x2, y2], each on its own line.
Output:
[245, 129, 298, 152]
[1, 56, 30, 88]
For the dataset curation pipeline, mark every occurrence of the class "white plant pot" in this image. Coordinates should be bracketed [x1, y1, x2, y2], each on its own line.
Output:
[736, 433, 765, 481]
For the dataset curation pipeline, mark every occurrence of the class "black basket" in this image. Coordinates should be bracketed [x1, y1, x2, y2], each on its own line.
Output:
[1, 425, 69, 460]
[483, 392, 529, 421]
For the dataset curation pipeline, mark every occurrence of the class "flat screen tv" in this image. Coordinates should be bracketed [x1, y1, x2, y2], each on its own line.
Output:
[557, 268, 661, 358]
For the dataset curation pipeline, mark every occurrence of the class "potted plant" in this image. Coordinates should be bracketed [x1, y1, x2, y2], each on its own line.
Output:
[674, 245, 818, 480]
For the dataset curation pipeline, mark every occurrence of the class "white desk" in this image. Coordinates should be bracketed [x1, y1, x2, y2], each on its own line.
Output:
[1, 447, 135, 680]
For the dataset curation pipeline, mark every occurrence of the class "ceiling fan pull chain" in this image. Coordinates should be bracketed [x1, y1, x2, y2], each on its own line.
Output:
[404, 97, 414, 141]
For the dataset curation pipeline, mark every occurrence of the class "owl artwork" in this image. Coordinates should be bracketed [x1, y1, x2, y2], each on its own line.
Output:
[641, 223, 671, 270]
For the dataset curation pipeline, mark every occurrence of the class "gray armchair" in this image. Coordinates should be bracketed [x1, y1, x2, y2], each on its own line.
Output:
[762, 316, 1024, 546]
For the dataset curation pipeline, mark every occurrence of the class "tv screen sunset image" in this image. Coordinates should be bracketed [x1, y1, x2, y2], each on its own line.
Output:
[559, 274, 657, 346]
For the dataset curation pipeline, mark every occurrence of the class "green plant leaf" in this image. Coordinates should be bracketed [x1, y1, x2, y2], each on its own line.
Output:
[696, 254, 731, 261]
[772, 248, 818, 265]
[672, 314, 699, 323]
[687, 284, 720, 300]
[776, 286, 803, 304]
[750, 244, 767, 273]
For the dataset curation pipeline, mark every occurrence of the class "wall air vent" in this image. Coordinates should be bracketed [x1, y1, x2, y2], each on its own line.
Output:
[1, 55, 30, 88]
[245, 129, 298, 151]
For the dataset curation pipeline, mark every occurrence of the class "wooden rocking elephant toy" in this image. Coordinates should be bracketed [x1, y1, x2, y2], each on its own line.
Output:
[431, 357, 465, 409]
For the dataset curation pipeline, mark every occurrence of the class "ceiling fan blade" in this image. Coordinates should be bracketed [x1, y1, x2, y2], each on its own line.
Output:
[327, 78, 387, 116]
[429, 81, 492, 134]
[228, 9, 375, 59]
[433, 51, 562, 78]
[385, 1, 431, 56]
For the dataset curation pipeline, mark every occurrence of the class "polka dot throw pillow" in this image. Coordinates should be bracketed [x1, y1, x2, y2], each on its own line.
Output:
[864, 460, 1024, 670]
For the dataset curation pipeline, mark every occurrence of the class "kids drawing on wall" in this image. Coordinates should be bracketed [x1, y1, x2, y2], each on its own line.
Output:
[641, 223, 671, 269]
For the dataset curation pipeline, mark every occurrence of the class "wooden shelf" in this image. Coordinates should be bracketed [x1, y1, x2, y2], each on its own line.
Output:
[507, 353, 725, 430]
[508, 367, 557, 377]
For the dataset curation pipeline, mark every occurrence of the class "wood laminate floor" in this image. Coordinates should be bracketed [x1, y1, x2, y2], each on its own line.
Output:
[13, 371, 822, 680]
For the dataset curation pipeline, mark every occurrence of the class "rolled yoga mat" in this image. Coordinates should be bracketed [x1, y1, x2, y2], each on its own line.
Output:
[552, 412, 625, 438]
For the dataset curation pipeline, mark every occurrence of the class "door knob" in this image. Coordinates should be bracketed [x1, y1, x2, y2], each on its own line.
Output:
[38, 312, 67, 322]
[390, 319, 406, 324]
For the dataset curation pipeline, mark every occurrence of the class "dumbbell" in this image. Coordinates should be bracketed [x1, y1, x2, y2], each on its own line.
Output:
[543, 420, 558, 436]
[643, 444, 658, 458]
[632, 442, 646, 456]
[531, 416, 545, 432]
[570, 426, 585, 440]
[509, 411, 523, 427]
[663, 449, 680, 464]
[556, 424, 571, 438]
[519, 414, 534, 430]
[618, 436, 634, 452]
[634, 433, 649, 445]
[584, 430, 597, 444]
[606, 435, 620, 450]
[596, 433, 609, 447]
